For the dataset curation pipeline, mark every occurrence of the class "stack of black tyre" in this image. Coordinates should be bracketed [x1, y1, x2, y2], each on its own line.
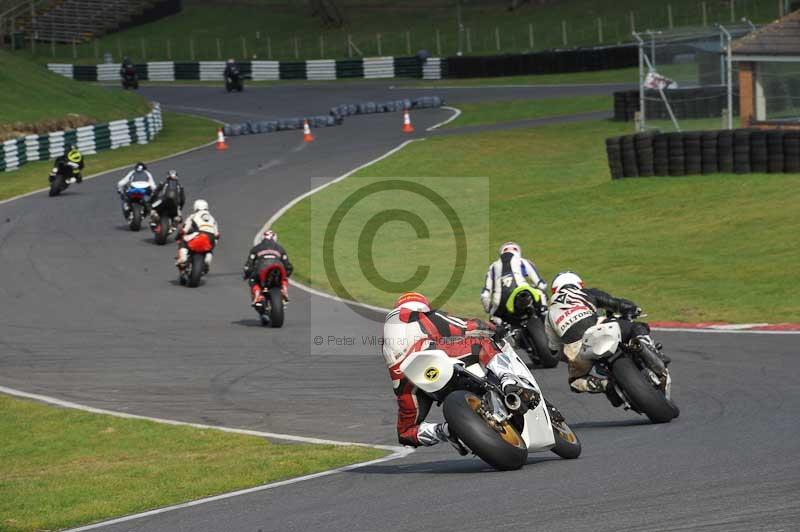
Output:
[606, 128, 800, 179]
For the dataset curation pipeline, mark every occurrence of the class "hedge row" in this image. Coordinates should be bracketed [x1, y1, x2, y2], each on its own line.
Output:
[607, 129, 800, 179]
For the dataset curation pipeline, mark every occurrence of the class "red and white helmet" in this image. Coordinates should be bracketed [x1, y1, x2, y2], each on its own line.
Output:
[498, 241, 521, 257]
[394, 291, 430, 312]
[551, 271, 584, 294]
[262, 229, 277, 242]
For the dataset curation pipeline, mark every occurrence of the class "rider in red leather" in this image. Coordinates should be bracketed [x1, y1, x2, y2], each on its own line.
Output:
[382, 292, 505, 448]
[243, 230, 293, 307]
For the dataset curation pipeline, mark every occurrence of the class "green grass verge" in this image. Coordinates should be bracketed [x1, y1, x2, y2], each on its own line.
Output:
[446, 95, 611, 128]
[0, 50, 149, 129]
[0, 394, 385, 532]
[272, 119, 800, 323]
[0, 112, 217, 201]
[17, 0, 780, 63]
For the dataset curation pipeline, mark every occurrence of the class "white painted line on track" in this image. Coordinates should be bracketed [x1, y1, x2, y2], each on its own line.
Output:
[651, 327, 800, 335]
[426, 106, 461, 131]
[0, 384, 413, 531]
[392, 82, 633, 90]
[256, 138, 422, 244]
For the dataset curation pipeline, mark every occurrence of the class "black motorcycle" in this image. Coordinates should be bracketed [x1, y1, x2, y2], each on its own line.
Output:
[591, 310, 679, 424]
[498, 288, 560, 368]
[121, 65, 139, 90]
[48, 161, 78, 197]
[149, 197, 180, 245]
[225, 66, 243, 92]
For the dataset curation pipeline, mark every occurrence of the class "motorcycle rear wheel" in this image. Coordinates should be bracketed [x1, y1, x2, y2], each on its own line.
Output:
[268, 286, 284, 328]
[187, 253, 204, 287]
[129, 203, 142, 231]
[443, 390, 528, 471]
[155, 216, 169, 245]
[527, 318, 559, 368]
[612, 358, 675, 424]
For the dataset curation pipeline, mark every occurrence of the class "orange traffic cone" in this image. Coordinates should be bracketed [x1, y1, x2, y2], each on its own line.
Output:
[215, 128, 228, 151]
[402, 110, 414, 133]
[303, 120, 315, 143]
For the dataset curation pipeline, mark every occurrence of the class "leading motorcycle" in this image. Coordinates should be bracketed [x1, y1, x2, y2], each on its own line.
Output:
[585, 310, 679, 424]
[401, 339, 581, 471]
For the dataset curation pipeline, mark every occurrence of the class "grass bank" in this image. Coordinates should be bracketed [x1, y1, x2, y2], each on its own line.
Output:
[0, 51, 149, 140]
[0, 394, 385, 532]
[445, 95, 611, 128]
[0, 112, 217, 201]
[272, 119, 800, 323]
[17, 0, 780, 63]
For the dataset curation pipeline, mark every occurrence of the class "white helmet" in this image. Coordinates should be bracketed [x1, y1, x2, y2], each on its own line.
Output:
[551, 271, 584, 294]
[262, 229, 277, 242]
[498, 241, 521, 257]
[193, 199, 209, 212]
[394, 292, 430, 313]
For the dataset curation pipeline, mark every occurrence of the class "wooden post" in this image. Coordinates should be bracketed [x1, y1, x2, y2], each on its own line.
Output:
[51, 35, 55, 57]
[347, 34, 352, 58]
[116, 38, 121, 61]
[216, 37, 221, 59]
[405, 30, 411, 55]
[166, 38, 171, 60]
[730, 0, 735, 23]
[739, 61, 754, 126]
[294, 36, 299, 59]
[562, 20, 567, 46]
[189, 37, 194, 61]
[319, 34, 324, 58]
[466, 27, 472, 53]
[376, 32, 381, 56]
[701, 2, 707, 27]
[242, 36, 247, 58]
[528, 23, 534, 48]
[437, 28, 442, 56]
[630, 11, 635, 34]
[597, 18, 603, 43]
[668, 5, 673, 29]
[140, 37, 146, 60]
[267, 35, 272, 59]
[494, 26, 500, 51]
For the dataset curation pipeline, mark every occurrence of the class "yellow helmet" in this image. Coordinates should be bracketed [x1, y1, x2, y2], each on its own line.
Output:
[67, 147, 82, 163]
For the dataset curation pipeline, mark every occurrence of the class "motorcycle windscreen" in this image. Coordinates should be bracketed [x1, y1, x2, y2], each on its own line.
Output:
[399, 350, 456, 394]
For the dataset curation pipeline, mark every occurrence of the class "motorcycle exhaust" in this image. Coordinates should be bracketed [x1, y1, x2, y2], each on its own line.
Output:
[504, 393, 522, 411]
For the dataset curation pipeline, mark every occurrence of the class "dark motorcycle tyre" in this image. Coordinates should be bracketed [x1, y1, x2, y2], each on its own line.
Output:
[268, 286, 284, 328]
[550, 422, 581, 459]
[129, 203, 142, 231]
[155, 216, 169, 245]
[188, 253, 204, 287]
[527, 318, 559, 368]
[49, 175, 65, 197]
[612, 358, 675, 424]
[443, 390, 528, 471]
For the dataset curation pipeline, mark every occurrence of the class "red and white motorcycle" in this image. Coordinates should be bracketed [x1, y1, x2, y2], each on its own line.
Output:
[401, 340, 581, 470]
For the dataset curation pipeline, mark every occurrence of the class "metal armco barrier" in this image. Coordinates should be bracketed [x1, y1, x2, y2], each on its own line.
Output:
[606, 129, 800, 179]
[0, 104, 163, 173]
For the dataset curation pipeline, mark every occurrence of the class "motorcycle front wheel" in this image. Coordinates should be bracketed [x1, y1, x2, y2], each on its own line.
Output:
[443, 391, 528, 471]
[49, 175, 65, 197]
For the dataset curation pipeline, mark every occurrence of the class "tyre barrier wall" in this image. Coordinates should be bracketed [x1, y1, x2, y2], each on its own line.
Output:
[606, 129, 800, 179]
[0, 103, 163, 173]
[221, 95, 445, 138]
[443, 44, 638, 78]
[613, 87, 740, 122]
[47, 56, 444, 82]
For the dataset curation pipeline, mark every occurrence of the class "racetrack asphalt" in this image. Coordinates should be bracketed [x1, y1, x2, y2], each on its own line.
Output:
[1, 82, 798, 531]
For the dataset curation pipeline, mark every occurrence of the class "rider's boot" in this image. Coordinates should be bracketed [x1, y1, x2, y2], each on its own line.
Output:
[175, 248, 188, 270]
[281, 278, 290, 302]
[418, 422, 468, 455]
[569, 373, 608, 394]
[203, 252, 213, 274]
[251, 284, 265, 310]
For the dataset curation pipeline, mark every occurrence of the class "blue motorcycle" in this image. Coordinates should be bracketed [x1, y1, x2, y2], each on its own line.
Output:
[121, 186, 151, 231]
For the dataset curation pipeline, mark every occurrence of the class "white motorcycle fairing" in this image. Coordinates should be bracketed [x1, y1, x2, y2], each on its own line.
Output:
[578, 320, 622, 360]
[400, 345, 555, 452]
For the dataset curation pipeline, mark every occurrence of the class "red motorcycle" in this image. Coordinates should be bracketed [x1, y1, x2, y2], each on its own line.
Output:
[179, 233, 214, 288]
[254, 262, 286, 328]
